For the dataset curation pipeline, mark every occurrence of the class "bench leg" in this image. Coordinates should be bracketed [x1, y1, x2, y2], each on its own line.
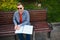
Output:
[33, 31, 35, 40]
[47, 31, 51, 38]
[15, 35, 17, 40]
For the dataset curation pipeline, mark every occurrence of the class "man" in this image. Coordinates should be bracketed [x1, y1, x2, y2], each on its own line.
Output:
[13, 2, 30, 40]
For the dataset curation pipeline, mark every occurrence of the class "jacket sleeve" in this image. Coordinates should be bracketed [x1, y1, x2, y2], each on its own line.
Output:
[13, 12, 17, 26]
[20, 10, 30, 26]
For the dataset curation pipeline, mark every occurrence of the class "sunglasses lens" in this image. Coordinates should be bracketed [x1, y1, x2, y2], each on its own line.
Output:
[20, 8, 22, 9]
[17, 8, 22, 9]
[17, 8, 19, 9]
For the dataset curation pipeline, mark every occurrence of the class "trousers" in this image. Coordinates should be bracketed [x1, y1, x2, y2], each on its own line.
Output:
[18, 34, 31, 40]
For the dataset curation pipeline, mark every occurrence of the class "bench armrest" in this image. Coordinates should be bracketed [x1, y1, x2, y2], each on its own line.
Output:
[48, 23, 53, 30]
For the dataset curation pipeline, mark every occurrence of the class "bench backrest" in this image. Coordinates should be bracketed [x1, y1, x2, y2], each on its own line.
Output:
[0, 10, 47, 25]
[29, 10, 47, 22]
[0, 12, 14, 25]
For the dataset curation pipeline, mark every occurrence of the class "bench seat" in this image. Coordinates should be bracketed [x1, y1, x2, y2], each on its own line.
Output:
[0, 24, 15, 36]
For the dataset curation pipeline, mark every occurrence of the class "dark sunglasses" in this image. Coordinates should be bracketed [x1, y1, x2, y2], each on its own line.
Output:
[17, 8, 22, 9]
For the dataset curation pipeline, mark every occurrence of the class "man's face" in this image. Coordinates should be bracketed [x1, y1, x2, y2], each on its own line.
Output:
[17, 5, 24, 13]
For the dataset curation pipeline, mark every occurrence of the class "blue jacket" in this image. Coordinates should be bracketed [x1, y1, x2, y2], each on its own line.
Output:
[13, 10, 30, 26]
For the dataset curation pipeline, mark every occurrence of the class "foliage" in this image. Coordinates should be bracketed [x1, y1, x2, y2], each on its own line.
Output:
[42, 0, 60, 22]
[0, 0, 60, 22]
[0, 0, 18, 11]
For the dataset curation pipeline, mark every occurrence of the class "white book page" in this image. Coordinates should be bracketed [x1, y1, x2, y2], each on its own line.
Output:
[23, 25, 33, 34]
[15, 25, 24, 33]
[15, 25, 33, 34]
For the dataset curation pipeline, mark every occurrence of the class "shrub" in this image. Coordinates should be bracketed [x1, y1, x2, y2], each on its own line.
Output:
[0, 0, 60, 22]
[0, 0, 18, 11]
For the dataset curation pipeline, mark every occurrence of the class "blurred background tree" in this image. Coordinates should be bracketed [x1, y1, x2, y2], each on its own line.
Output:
[0, 0, 18, 11]
[0, 0, 43, 11]
[0, 0, 60, 22]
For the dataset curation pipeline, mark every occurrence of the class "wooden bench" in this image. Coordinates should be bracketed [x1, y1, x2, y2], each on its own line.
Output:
[29, 10, 52, 40]
[0, 10, 52, 39]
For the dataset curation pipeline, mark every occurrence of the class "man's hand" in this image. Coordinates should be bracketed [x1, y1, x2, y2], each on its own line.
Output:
[15, 25, 20, 30]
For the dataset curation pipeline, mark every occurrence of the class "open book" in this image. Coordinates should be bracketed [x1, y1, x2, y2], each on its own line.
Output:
[15, 25, 33, 34]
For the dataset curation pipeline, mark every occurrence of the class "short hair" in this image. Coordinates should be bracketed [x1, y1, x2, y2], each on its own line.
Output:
[17, 2, 24, 7]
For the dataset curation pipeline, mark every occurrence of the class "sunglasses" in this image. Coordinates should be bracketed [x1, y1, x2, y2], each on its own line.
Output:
[17, 8, 22, 9]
